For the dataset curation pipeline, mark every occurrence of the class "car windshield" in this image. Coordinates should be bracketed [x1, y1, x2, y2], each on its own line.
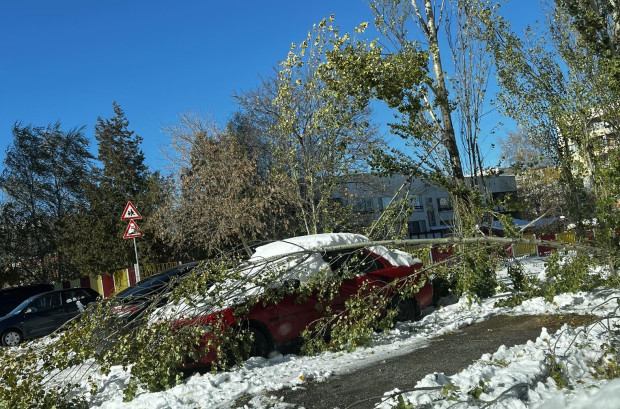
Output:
[115, 263, 198, 300]
[7, 295, 40, 315]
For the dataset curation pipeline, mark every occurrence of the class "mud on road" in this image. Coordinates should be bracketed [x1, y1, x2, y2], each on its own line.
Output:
[270, 314, 595, 409]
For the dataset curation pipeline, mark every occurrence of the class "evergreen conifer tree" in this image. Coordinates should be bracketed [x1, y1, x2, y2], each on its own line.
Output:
[62, 102, 171, 275]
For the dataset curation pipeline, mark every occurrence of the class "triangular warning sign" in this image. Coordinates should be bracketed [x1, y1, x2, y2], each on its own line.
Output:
[123, 220, 144, 239]
[121, 201, 142, 220]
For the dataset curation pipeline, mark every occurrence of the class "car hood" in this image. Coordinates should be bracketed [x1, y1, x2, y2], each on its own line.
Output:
[0, 312, 21, 328]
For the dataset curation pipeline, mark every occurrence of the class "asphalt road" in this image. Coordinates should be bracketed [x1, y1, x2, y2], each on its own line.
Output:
[271, 314, 594, 409]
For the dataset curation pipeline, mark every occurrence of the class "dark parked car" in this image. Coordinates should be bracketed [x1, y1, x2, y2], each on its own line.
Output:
[0, 284, 55, 317]
[111, 262, 200, 320]
[0, 287, 100, 346]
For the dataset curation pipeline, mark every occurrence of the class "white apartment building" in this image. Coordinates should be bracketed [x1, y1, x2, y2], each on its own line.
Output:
[334, 173, 517, 238]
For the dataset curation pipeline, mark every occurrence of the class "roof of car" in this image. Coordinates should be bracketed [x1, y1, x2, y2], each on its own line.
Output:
[114, 262, 200, 298]
[250, 233, 370, 261]
[0, 283, 54, 295]
[28, 287, 96, 298]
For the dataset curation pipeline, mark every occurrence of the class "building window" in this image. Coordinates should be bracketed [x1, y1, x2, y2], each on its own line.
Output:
[354, 198, 374, 213]
[408, 220, 426, 236]
[412, 195, 423, 210]
[379, 197, 391, 211]
[437, 197, 452, 211]
[591, 120, 610, 132]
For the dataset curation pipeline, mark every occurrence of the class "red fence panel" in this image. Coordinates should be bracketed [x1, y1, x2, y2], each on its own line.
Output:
[80, 277, 91, 288]
[537, 234, 556, 257]
[430, 245, 454, 264]
[128, 267, 137, 286]
[101, 274, 115, 298]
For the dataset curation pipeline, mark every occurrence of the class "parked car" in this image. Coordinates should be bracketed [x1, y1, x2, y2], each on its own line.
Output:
[0, 287, 100, 346]
[0, 284, 55, 317]
[174, 233, 432, 366]
[111, 262, 200, 321]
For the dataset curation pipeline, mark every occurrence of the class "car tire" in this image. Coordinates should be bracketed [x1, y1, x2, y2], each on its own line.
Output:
[1, 329, 23, 346]
[248, 325, 274, 358]
[392, 297, 420, 322]
[411, 298, 422, 321]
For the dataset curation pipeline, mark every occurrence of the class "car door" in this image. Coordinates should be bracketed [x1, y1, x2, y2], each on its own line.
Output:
[254, 282, 323, 343]
[22, 292, 66, 338]
[63, 289, 93, 320]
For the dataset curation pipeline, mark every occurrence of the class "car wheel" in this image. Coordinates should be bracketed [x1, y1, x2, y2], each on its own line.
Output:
[392, 298, 419, 322]
[248, 326, 273, 358]
[1, 329, 23, 346]
[411, 298, 422, 321]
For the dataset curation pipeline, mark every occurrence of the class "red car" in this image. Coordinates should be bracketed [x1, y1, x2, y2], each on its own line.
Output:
[174, 233, 432, 365]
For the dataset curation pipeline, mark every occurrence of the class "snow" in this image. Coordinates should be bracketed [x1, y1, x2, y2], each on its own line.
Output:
[250, 233, 371, 260]
[10, 255, 620, 408]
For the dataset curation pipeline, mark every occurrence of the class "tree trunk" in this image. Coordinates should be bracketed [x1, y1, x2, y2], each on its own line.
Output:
[422, 0, 465, 185]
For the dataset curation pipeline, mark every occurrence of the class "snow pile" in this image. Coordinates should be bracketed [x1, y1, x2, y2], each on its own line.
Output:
[378, 317, 620, 408]
[367, 245, 421, 267]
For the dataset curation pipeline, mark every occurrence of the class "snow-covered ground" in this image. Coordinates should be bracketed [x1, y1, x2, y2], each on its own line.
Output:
[38, 257, 620, 408]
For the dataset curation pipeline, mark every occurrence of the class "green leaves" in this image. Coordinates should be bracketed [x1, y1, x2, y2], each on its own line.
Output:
[271, 16, 383, 234]
[480, 0, 620, 242]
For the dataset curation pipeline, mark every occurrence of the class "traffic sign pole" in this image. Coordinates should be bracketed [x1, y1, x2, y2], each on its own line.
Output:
[133, 237, 141, 282]
[122, 202, 143, 282]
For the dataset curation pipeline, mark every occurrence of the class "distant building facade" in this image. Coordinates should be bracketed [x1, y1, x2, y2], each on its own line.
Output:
[334, 173, 517, 238]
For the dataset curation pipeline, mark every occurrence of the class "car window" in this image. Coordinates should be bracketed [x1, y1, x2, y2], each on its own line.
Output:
[28, 292, 62, 312]
[0, 284, 55, 316]
[64, 289, 90, 303]
[323, 249, 384, 277]
[115, 263, 197, 299]
[116, 274, 174, 298]
[8, 298, 34, 315]
[64, 289, 92, 312]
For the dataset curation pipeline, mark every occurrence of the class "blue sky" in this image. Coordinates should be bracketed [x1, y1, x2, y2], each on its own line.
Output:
[0, 0, 543, 173]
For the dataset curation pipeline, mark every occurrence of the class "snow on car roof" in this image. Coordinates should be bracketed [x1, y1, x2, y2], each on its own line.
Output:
[246, 233, 422, 284]
[241, 234, 373, 286]
[250, 233, 371, 261]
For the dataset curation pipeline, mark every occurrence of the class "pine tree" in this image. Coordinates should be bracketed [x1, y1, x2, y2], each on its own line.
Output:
[62, 102, 171, 275]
